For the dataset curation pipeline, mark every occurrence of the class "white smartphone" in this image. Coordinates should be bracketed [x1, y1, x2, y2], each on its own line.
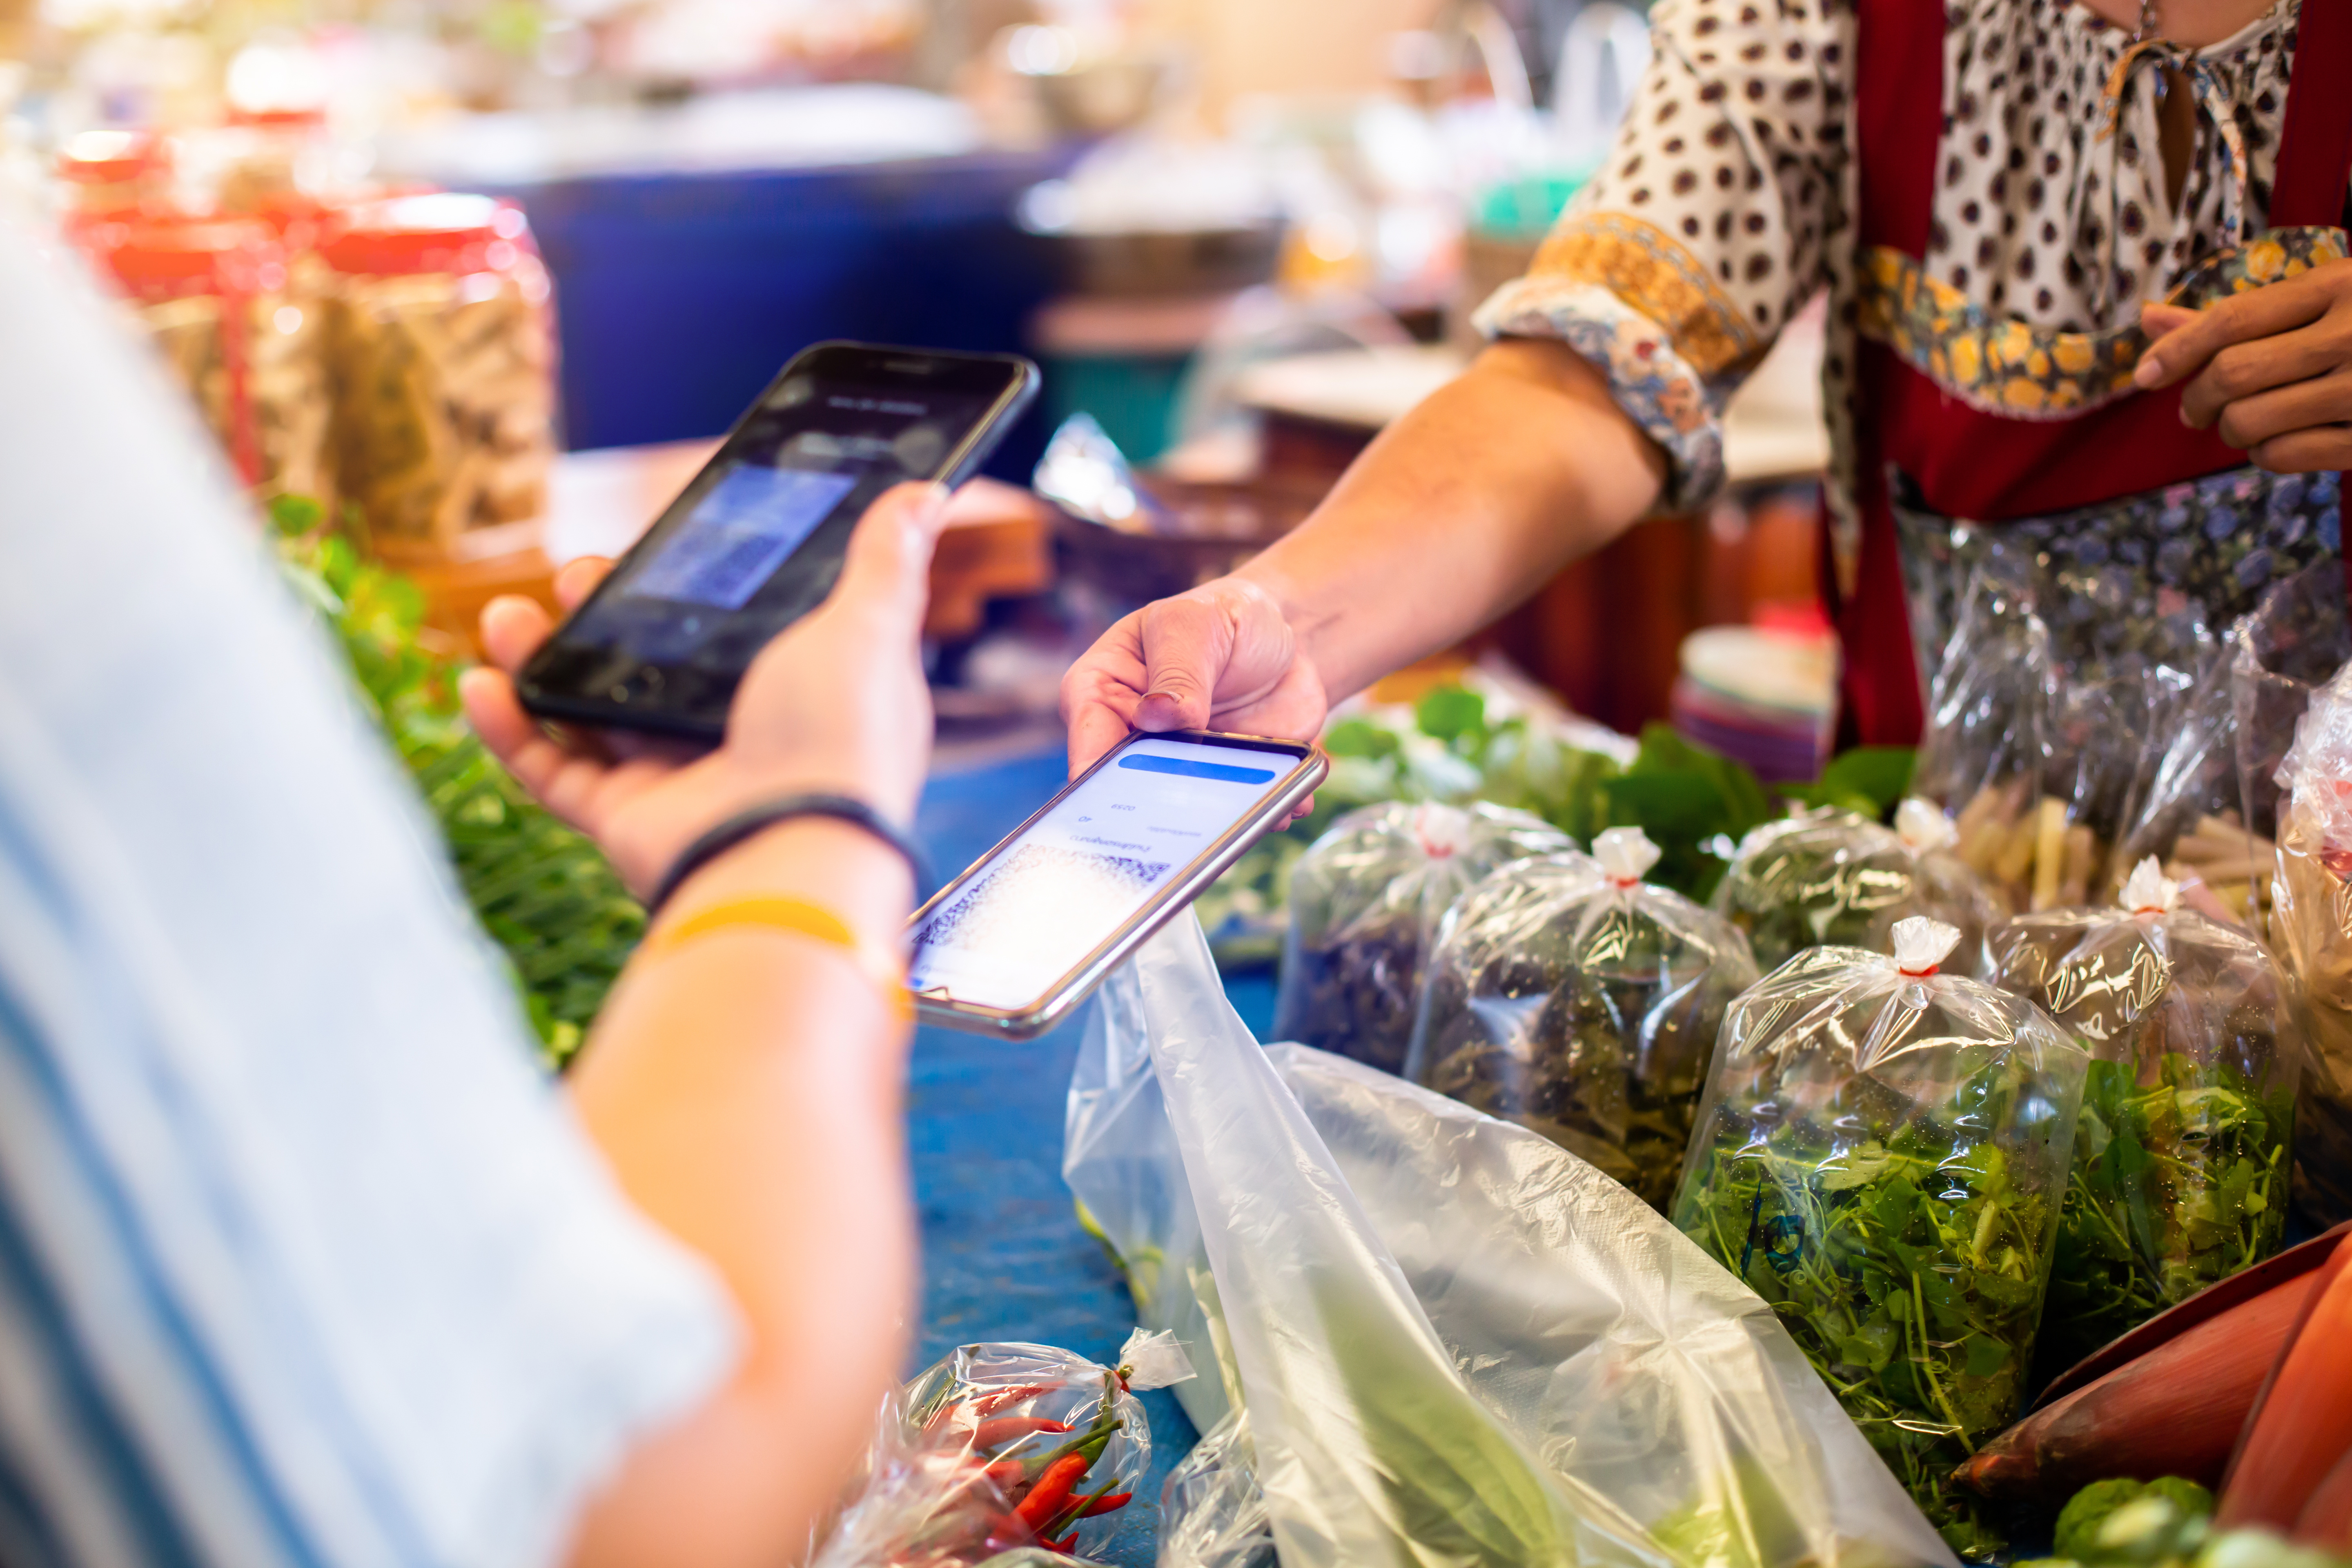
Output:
[906, 730, 1327, 1039]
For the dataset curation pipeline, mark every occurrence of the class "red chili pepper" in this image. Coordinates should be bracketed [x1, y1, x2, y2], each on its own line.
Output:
[982, 1458, 1028, 1494]
[1013, 1454, 1090, 1529]
[1080, 1492, 1132, 1517]
[970, 1383, 1051, 1417]
[973, 1416, 1070, 1450]
[1049, 1533, 1080, 1555]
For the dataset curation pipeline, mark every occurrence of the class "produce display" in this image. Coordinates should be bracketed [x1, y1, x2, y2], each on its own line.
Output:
[2272, 664, 2352, 1227]
[275, 497, 640, 1067]
[816, 1338, 1183, 1568]
[1672, 918, 2087, 1557]
[1988, 860, 2295, 1377]
[1272, 800, 1576, 1074]
[1711, 797, 2005, 974]
[1406, 827, 1758, 1209]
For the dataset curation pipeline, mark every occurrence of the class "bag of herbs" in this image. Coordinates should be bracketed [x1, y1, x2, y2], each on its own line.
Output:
[1273, 801, 1576, 1074]
[1670, 917, 2087, 1558]
[1986, 858, 2296, 1379]
[2272, 659, 2352, 1228]
[1404, 826, 1759, 1210]
[1713, 798, 2007, 975]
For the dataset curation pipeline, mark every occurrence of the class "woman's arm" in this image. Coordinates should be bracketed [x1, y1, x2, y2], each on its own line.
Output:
[462, 483, 947, 1568]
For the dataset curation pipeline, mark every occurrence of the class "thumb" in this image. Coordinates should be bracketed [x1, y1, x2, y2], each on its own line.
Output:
[830, 481, 953, 632]
[1132, 591, 1234, 731]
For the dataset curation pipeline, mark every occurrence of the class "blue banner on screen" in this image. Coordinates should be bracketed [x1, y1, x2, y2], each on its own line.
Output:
[1117, 754, 1277, 785]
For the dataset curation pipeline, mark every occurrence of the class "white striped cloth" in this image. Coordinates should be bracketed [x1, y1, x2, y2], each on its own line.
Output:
[0, 208, 739, 1568]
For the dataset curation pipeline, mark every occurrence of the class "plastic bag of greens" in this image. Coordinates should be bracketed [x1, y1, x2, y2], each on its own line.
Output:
[1402, 826, 1757, 1209]
[2271, 663, 2352, 1227]
[1067, 916, 1959, 1568]
[1711, 799, 2006, 975]
[1985, 859, 2296, 1376]
[1272, 800, 1577, 1074]
[815, 1339, 1184, 1568]
[1670, 917, 2087, 1557]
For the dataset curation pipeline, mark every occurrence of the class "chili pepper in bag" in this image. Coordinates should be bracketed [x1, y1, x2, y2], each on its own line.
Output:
[971, 1417, 1070, 1450]
[971, 1384, 1051, 1417]
[1041, 1476, 1124, 1541]
[1081, 1493, 1131, 1517]
[1013, 1454, 1090, 1529]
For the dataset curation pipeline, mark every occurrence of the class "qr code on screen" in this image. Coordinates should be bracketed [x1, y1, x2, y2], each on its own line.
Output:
[914, 842, 1172, 953]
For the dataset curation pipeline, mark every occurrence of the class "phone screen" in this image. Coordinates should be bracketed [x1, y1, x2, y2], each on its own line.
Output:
[520, 345, 1033, 736]
[907, 736, 1303, 1013]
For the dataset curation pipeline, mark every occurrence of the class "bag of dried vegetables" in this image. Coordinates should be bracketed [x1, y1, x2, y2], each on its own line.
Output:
[1403, 826, 1758, 1209]
[1711, 798, 2005, 974]
[1065, 916, 1959, 1568]
[813, 1336, 1189, 1567]
[1272, 800, 1576, 1074]
[1670, 917, 2088, 1557]
[2271, 662, 2352, 1227]
[1987, 859, 2296, 1377]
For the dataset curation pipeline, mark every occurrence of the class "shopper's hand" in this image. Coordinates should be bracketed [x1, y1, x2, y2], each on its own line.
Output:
[2137, 259, 2352, 472]
[1059, 574, 1328, 777]
[462, 482, 950, 899]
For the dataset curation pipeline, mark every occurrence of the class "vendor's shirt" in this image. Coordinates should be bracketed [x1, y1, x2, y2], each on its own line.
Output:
[0, 208, 739, 1568]
[1477, 0, 2324, 554]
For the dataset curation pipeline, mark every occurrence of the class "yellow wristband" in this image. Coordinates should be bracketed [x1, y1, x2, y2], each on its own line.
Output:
[649, 895, 913, 1022]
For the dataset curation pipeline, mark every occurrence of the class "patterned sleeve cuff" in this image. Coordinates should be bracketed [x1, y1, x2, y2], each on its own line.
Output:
[1472, 274, 1728, 513]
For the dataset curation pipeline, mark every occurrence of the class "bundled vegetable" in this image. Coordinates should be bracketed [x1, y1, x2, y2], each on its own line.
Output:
[1671, 917, 2088, 1556]
[815, 1336, 1188, 1568]
[2025, 1474, 2352, 1568]
[1711, 797, 2005, 973]
[2270, 664, 2352, 1227]
[1406, 827, 1758, 1209]
[1987, 859, 2296, 1376]
[1273, 801, 1577, 1074]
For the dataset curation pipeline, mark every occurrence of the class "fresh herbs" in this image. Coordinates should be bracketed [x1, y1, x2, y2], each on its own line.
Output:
[272, 496, 641, 1068]
[1713, 807, 2002, 974]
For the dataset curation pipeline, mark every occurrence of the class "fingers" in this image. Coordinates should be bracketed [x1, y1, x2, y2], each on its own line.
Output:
[458, 666, 611, 831]
[479, 593, 555, 677]
[1131, 592, 1235, 733]
[2140, 302, 2198, 338]
[2180, 330, 2352, 430]
[2251, 424, 2352, 473]
[555, 555, 612, 611]
[1060, 617, 1149, 777]
[2136, 273, 2335, 390]
[832, 482, 953, 637]
[2201, 369, 2352, 450]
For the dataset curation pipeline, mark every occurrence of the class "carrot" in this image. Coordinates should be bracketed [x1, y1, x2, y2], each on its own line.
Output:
[2298, 1449, 2352, 1555]
[2219, 1233, 2352, 1531]
[1957, 1268, 2325, 1501]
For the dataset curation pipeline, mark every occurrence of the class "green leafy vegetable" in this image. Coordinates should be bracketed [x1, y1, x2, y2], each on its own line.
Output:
[1602, 726, 1775, 903]
[1781, 747, 1919, 822]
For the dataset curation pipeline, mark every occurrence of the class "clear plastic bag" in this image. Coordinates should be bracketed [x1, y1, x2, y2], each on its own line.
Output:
[1156, 1408, 1275, 1568]
[1403, 827, 1758, 1209]
[1711, 799, 2007, 976]
[1272, 801, 1577, 1074]
[1986, 860, 2296, 1376]
[2271, 661, 2352, 1227]
[1067, 916, 1959, 1568]
[814, 1340, 1178, 1567]
[1670, 918, 2087, 1558]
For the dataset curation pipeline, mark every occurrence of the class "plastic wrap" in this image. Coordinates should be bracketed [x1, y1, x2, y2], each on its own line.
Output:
[1272, 800, 1577, 1074]
[1987, 860, 2296, 1375]
[1403, 827, 1758, 1209]
[813, 1340, 1174, 1568]
[2272, 661, 2352, 1227]
[1156, 1408, 1274, 1568]
[1670, 918, 2087, 1557]
[1711, 799, 2006, 975]
[1067, 916, 1960, 1568]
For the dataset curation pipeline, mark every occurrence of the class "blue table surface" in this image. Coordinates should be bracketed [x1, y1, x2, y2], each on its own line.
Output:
[906, 743, 1278, 1565]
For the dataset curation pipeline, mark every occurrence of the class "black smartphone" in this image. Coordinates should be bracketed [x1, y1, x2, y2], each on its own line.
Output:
[906, 730, 1327, 1039]
[518, 341, 1039, 741]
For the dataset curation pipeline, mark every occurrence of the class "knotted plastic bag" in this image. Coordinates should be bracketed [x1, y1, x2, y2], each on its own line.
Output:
[1987, 858, 2296, 1375]
[1067, 915, 1958, 1568]
[1272, 800, 1577, 1074]
[1670, 918, 2087, 1558]
[2271, 662, 2352, 1226]
[1403, 826, 1759, 1209]
[1711, 799, 2006, 975]
[813, 1340, 1181, 1567]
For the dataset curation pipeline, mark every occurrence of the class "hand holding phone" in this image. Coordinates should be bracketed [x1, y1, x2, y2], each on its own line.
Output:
[908, 731, 1327, 1038]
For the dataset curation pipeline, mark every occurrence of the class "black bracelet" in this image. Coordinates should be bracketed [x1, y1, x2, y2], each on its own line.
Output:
[645, 794, 935, 915]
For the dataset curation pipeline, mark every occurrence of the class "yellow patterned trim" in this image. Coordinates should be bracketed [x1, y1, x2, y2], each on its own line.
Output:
[1857, 227, 2349, 420]
[1527, 213, 1767, 379]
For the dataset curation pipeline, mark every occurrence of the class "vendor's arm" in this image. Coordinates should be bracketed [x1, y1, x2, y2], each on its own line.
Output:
[1062, 0, 1847, 772]
[464, 484, 948, 1568]
[2136, 262, 2352, 473]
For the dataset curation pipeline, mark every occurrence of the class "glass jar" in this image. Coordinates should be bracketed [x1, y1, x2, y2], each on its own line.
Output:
[321, 194, 556, 557]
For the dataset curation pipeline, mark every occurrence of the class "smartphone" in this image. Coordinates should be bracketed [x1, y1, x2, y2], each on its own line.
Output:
[907, 731, 1327, 1039]
[518, 341, 1039, 741]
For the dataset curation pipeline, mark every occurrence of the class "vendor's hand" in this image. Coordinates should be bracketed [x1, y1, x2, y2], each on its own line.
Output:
[461, 481, 951, 900]
[1059, 575, 1329, 780]
[2135, 259, 2352, 472]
